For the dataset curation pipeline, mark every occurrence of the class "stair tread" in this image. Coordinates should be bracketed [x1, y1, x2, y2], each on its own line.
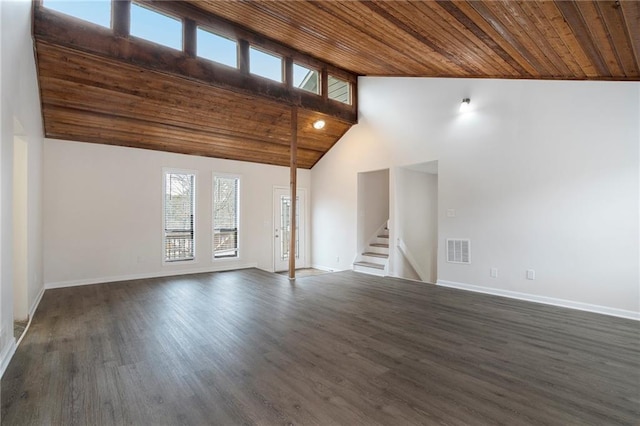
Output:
[363, 252, 389, 258]
[370, 243, 389, 248]
[354, 261, 385, 270]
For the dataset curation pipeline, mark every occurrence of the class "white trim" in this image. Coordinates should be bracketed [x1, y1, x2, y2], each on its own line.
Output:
[45, 263, 258, 290]
[273, 186, 309, 272]
[311, 264, 343, 272]
[212, 173, 241, 262]
[437, 279, 640, 321]
[389, 273, 434, 285]
[29, 285, 45, 318]
[397, 238, 427, 282]
[0, 289, 45, 379]
[0, 340, 17, 379]
[162, 168, 197, 265]
[16, 285, 47, 348]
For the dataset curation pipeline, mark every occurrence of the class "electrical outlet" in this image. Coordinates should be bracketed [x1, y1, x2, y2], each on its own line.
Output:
[336, 256, 340, 263]
[490, 267, 498, 278]
[526, 269, 535, 280]
[446, 209, 456, 218]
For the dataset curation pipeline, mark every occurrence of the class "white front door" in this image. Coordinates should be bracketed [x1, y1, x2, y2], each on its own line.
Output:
[274, 187, 306, 272]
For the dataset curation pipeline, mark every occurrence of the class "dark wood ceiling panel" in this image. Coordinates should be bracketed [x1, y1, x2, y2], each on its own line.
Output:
[536, 1, 600, 78]
[620, 1, 640, 69]
[520, 1, 587, 78]
[194, 0, 417, 75]
[44, 106, 326, 168]
[32, 0, 638, 172]
[595, 1, 639, 77]
[439, 1, 537, 77]
[193, 0, 639, 80]
[500, 1, 573, 75]
[36, 41, 351, 169]
[414, 2, 518, 77]
[356, 1, 477, 76]
[574, 1, 625, 76]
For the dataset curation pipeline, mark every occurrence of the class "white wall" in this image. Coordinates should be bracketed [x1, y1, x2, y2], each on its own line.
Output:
[312, 77, 639, 317]
[394, 167, 437, 283]
[44, 139, 310, 286]
[1, 0, 45, 372]
[13, 136, 28, 320]
[357, 169, 389, 256]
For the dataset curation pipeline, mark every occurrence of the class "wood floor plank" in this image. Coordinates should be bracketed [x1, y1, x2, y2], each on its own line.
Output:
[2, 269, 639, 425]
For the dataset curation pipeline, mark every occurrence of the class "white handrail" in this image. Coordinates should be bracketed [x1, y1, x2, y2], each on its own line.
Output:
[397, 238, 426, 282]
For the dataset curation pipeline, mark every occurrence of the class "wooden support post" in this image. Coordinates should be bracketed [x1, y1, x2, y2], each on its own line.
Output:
[284, 57, 293, 88]
[238, 39, 250, 75]
[112, 0, 131, 38]
[321, 66, 329, 100]
[183, 18, 197, 58]
[288, 106, 298, 280]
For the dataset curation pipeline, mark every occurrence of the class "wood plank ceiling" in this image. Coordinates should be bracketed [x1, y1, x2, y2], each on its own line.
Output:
[194, 0, 639, 80]
[33, 1, 639, 169]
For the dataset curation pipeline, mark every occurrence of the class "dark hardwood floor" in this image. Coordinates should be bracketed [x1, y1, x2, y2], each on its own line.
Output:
[2, 269, 639, 425]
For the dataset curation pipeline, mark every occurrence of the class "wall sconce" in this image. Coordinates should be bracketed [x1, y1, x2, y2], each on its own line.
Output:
[459, 98, 471, 113]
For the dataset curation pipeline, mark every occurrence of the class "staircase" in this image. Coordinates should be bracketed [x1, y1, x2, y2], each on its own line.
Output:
[353, 222, 389, 276]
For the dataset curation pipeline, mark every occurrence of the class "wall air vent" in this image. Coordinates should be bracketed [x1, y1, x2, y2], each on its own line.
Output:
[446, 239, 471, 264]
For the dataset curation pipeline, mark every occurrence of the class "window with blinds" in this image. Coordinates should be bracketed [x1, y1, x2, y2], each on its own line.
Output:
[164, 172, 195, 262]
[213, 175, 239, 259]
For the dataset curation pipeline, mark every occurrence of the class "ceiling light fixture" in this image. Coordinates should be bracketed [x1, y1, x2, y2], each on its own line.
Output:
[313, 119, 326, 130]
[459, 98, 471, 112]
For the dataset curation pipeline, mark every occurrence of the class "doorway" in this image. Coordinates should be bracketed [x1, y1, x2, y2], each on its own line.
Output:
[394, 161, 438, 283]
[273, 187, 306, 272]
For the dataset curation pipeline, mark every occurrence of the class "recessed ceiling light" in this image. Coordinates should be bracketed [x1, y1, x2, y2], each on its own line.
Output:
[313, 119, 326, 130]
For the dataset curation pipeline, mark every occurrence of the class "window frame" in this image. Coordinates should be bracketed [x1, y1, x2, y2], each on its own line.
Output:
[249, 46, 284, 84]
[41, 0, 113, 29]
[130, 1, 184, 52]
[328, 74, 352, 105]
[292, 62, 321, 96]
[196, 25, 239, 69]
[212, 173, 241, 261]
[162, 168, 197, 264]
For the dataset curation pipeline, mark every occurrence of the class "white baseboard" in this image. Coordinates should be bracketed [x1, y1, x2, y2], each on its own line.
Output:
[388, 273, 434, 285]
[437, 280, 640, 321]
[29, 285, 45, 318]
[45, 263, 258, 289]
[311, 264, 342, 272]
[0, 339, 17, 379]
[0, 285, 47, 378]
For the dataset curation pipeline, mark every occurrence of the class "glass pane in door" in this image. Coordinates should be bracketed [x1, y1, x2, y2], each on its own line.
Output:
[280, 195, 299, 261]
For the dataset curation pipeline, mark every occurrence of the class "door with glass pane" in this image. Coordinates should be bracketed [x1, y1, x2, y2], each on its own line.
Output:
[273, 188, 306, 272]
